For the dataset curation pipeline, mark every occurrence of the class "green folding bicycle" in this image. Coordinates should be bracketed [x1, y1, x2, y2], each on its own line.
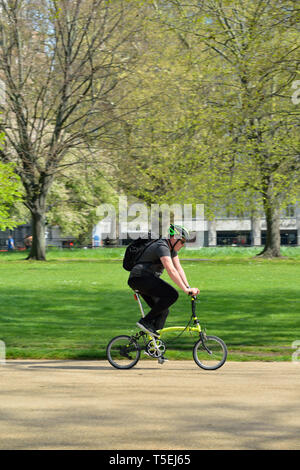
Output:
[106, 291, 228, 370]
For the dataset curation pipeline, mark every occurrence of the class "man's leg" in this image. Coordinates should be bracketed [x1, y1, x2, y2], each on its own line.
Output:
[152, 309, 169, 330]
[128, 275, 178, 328]
[137, 292, 168, 330]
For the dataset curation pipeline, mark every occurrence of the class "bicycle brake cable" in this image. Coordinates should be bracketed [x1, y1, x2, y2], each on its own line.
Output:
[164, 314, 193, 344]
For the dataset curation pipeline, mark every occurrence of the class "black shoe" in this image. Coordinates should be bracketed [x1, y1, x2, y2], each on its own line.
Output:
[136, 318, 159, 337]
[158, 355, 168, 364]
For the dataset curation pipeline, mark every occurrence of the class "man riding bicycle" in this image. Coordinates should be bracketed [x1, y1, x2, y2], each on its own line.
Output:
[128, 224, 200, 338]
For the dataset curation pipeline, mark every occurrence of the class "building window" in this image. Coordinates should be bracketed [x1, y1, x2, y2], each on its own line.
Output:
[217, 231, 251, 246]
[261, 230, 297, 246]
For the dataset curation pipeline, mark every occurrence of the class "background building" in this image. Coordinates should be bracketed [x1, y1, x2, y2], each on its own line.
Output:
[0, 204, 299, 249]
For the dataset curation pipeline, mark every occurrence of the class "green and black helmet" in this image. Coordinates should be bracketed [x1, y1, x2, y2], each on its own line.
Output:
[168, 224, 190, 241]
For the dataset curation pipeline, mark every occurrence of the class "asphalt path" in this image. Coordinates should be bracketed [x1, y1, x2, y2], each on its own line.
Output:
[0, 360, 299, 450]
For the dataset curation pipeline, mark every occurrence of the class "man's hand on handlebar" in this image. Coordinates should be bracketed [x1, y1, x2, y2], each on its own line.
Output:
[186, 287, 200, 296]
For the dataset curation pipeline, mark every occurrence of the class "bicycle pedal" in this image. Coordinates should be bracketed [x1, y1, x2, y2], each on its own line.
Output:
[158, 356, 168, 365]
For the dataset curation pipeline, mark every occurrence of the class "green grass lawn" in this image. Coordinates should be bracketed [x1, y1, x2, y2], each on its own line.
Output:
[0, 247, 299, 361]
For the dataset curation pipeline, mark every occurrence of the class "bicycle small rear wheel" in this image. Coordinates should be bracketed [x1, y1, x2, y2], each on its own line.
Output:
[106, 335, 141, 369]
[193, 335, 227, 370]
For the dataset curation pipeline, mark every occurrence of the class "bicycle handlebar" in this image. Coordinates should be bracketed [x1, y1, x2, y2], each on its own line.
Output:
[188, 292, 198, 299]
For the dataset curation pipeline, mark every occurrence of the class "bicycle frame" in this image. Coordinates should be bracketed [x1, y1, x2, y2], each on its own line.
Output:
[133, 291, 202, 338]
[107, 292, 227, 369]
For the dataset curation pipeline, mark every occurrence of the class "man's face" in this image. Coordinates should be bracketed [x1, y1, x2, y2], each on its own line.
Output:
[175, 238, 186, 250]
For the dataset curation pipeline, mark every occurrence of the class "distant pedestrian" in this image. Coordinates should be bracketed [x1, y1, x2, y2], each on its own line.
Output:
[24, 234, 32, 250]
[7, 235, 15, 251]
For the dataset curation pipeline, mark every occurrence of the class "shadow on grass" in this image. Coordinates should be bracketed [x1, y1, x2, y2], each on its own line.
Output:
[172, 289, 300, 346]
[0, 284, 299, 358]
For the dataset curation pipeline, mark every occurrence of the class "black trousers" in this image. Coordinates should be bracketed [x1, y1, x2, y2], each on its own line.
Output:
[128, 275, 179, 330]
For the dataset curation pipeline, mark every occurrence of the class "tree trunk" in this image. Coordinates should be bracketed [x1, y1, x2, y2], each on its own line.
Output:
[257, 202, 281, 258]
[27, 206, 46, 261]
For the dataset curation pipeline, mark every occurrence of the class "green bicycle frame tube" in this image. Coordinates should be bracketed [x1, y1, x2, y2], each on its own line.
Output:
[133, 291, 202, 338]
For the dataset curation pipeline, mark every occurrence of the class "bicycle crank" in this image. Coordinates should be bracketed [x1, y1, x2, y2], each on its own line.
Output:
[146, 339, 166, 358]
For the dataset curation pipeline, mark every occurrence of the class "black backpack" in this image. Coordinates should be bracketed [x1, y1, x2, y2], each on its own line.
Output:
[122, 233, 159, 271]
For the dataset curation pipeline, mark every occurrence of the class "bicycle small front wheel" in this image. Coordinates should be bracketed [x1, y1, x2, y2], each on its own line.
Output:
[193, 335, 227, 370]
[106, 335, 141, 369]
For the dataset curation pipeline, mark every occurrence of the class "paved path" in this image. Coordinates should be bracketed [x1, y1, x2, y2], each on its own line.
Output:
[0, 360, 299, 450]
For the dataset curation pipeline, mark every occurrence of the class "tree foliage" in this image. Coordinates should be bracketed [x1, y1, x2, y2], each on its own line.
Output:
[46, 153, 118, 244]
[0, 0, 299, 257]
[0, 0, 145, 259]
[117, 0, 300, 256]
[0, 132, 23, 229]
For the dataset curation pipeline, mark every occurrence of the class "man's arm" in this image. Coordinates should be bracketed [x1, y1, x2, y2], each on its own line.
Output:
[172, 255, 190, 289]
[161, 255, 200, 296]
[160, 256, 190, 294]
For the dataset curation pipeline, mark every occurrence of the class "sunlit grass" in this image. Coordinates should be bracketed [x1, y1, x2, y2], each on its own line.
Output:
[0, 248, 299, 361]
[1, 245, 300, 261]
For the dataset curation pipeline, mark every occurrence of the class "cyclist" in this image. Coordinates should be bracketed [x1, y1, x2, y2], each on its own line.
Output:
[128, 224, 200, 338]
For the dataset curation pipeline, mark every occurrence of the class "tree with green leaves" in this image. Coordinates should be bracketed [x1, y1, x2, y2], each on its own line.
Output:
[131, 0, 300, 257]
[46, 153, 118, 245]
[115, 4, 197, 205]
[0, 132, 23, 230]
[0, 0, 144, 259]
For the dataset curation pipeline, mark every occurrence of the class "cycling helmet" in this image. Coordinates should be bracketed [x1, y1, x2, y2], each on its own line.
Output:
[169, 224, 190, 241]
